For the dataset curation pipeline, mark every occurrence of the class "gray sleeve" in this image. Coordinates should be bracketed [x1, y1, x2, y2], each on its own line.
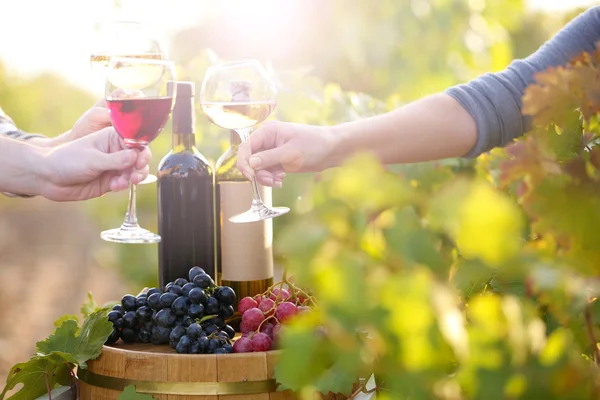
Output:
[446, 6, 600, 158]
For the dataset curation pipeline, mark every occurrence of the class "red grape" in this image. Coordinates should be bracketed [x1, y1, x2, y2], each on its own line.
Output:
[254, 295, 263, 306]
[298, 305, 312, 315]
[233, 336, 253, 353]
[242, 308, 264, 331]
[251, 332, 273, 352]
[240, 320, 253, 335]
[260, 322, 275, 339]
[275, 302, 297, 323]
[272, 323, 282, 343]
[270, 288, 291, 302]
[258, 297, 276, 317]
[238, 297, 258, 314]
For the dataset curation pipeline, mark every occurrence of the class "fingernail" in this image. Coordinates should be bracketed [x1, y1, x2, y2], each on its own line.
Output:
[249, 157, 261, 169]
[275, 171, 286, 179]
[274, 180, 283, 188]
[263, 177, 274, 186]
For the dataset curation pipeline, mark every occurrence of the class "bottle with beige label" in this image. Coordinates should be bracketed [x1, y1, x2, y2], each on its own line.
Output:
[215, 130, 274, 314]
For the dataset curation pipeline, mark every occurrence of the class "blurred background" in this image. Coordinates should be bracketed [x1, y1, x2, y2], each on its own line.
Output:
[0, 0, 597, 386]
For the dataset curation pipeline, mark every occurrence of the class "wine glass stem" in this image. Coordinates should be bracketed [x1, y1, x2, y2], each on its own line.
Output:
[122, 182, 139, 229]
[237, 128, 265, 210]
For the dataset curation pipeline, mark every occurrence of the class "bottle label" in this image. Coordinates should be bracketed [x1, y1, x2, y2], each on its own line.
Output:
[219, 181, 274, 281]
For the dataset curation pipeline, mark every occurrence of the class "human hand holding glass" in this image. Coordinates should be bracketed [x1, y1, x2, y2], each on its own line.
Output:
[101, 57, 176, 243]
[200, 59, 289, 223]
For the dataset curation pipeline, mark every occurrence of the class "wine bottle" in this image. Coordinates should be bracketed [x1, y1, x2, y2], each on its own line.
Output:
[215, 132, 274, 305]
[157, 81, 215, 287]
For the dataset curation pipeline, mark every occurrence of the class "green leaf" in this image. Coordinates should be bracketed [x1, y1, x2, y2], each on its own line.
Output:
[36, 309, 113, 369]
[0, 353, 73, 400]
[81, 292, 99, 319]
[118, 385, 156, 399]
[53, 315, 79, 330]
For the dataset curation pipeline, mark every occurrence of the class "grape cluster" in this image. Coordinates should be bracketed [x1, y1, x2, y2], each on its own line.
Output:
[233, 287, 312, 353]
[105, 266, 236, 354]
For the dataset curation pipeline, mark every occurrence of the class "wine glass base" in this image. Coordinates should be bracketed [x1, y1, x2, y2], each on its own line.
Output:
[101, 226, 161, 244]
[229, 206, 290, 224]
[139, 174, 158, 185]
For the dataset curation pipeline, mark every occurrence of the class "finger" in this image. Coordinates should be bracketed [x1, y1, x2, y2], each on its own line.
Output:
[236, 141, 254, 180]
[109, 173, 131, 192]
[255, 170, 276, 186]
[88, 106, 112, 128]
[248, 121, 280, 153]
[92, 147, 138, 172]
[94, 98, 107, 108]
[135, 146, 152, 170]
[248, 145, 300, 171]
[129, 165, 150, 184]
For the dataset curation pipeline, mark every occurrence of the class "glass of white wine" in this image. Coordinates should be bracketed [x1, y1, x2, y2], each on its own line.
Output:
[200, 59, 290, 223]
[90, 20, 165, 184]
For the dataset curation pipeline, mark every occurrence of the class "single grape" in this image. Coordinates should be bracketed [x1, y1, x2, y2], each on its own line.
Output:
[172, 296, 189, 317]
[135, 306, 152, 322]
[260, 322, 275, 339]
[215, 286, 236, 306]
[107, 310, 123, 323]
[176, 339, 190, 354]
[142, 320, 153, 332]
[167, 285, 183, 297]
[135, 295, 147, 308]
[147, 287, 162, 297]
[193, 273, 214, 289]
[121, 328, 137, 343]
[207, 338, 219, 354]
[214, 348, 228, 354]
[154, 309, 176, 328]
[211, 316, 226, 329]
[170, 325, 186, 343]
[182, 282, 195, 297]
[242, 308, 265, 331]
[275, 302, 298, 323]
[198, 336, 209, 353]
[147, 293, 162, 311]
[151, 326, 171, 345]
[272, 324, 282, 342]
[105, 328, 120, 345]
[233, 336, 253, 353]
[188, 287, 207, 304]
[270, 288, 291, 302]
[138, 329, 152, 343]
[182, 315, 194, 327]
[164, 282, 174, 291]
[240, 320, 253, 335]
[258, 298, 276, 317]
[188, 266, 206, 282]
[222, 343, 234, 353]
[122, 311, 137, 329]
[254, 295, 263, 306]
[203, 323, 218, 335]
[224, 325, 236, 339]
[112, 304, 125, 314]
[216, 331, 230, 342]
[188, 303, 205, 319]
[220, 305, 235, 319]
[113, 318, 124, 330]
[174, 278, 188, 287]
[121, 295, 137, 311]
[187, 323, 203, 340]
[159, 292, 178, 308]
[251, 332, 272, 352]
[206, 296, 220, 315]
[238, 297, 258, 314]
[190, 341, 203, 354]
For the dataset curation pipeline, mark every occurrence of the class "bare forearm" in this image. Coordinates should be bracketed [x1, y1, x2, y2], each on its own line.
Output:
[328, 93, 477, 166]
[0, 137, 47, 195]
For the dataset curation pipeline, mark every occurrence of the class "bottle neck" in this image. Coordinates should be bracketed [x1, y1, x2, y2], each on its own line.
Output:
[173, 133, 196, 152]
[172, 95, 196, 152]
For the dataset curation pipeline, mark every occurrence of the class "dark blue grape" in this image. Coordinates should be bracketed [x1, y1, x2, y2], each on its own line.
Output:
[170, 325, 186, 343]
[219, 305, 234, 319]
[135, 295, 147, 308]
[193, 273, 214, 289]
[176, 335, 191, 354]
[112, 304, 125, 314]
[214, 348, 227, 354]
[198, 336, 209, 353]
[188, 303, 205, 319]
[105, 328, 120, 345]
[121, 328, 136, 343]
[107, 310, 123, 323]
[206, 296, 220, 315]
[174, 278, 188, 287]
[203, 323, 218, 335]
[187, 323, 202, 340]
[151, 326, 171, 345]
[188, 266, 206, 282]
[216, 331, 230, 342]
[138, 329, 152, 343]
[159, 292, 178, 308]
[172, 296, 189, 317]
[182, 282, 195, 297]
[224, 325, 236, 339]
[215, 286, 236, 306]
[154, 309, 176, 328]
[212, 316, 226, 329]
[147, 293, 162, 311]
[147, 287, 161, 297]
[168, 285, 183, 296]
[169, 338, 178, 349]
[135, 306, 152, 322]
[190, 341, 202, 354]
[121, 295, 137, 311]
[142, 321, 154, 332]
[183, 315, 194, 327]
[222, 344, 234, 353]
[207, 338, 219, 353]
[188, 288, 207, 304]
[123, 311, 137, 329]
[113, 318, 124, 330]
[165, 282, 174, 291]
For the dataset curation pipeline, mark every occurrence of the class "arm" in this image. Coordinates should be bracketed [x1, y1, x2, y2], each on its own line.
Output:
[0, 136, 47, 196]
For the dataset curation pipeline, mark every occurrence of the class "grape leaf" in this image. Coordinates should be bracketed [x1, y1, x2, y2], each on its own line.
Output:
[0, 353, 73, 400]
[53, 315, 79, 330]
[81, 291, 99, 319]
[36, 309, 113, 369]
[118, 385, 156, 400]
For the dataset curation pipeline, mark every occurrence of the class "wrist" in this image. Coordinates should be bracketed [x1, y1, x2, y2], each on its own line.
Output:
[28, 145, 52, 196]
[325, 123, 352, 169]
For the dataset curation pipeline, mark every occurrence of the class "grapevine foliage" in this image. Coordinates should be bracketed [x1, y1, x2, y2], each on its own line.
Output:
[273, 45, 600, 398]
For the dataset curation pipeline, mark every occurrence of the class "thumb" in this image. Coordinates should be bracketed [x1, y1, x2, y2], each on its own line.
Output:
[94, 98, 107, 108]
[91, 148, 138, 172]
[248, 145, 300, 172]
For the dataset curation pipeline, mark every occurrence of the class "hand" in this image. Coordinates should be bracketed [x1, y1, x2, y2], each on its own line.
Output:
[236, 121, 336, 187]
[39, 127, 151, 201]
[52, 99, 112, 146]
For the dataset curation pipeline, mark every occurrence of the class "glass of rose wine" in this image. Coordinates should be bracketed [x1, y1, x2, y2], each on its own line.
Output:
[101, 57, 176, 244]
[200, 59, 289, 223]
[90, 21, 165, 184]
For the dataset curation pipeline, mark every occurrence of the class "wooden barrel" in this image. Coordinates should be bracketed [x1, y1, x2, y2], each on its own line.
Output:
[78, 342, 342, 399]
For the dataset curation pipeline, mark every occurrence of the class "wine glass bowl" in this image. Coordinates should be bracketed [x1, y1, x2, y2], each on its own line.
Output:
[101, 57, 176, 244]
[200, 59, 289, 223]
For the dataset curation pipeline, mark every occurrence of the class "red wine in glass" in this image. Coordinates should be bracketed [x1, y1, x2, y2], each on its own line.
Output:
[107, 97, 173, 147]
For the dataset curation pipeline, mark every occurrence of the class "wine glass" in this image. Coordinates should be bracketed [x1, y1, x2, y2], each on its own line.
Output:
[101, 57, 176, 244]
[200, 59, 289, 223]
[90, 21, 165, 184]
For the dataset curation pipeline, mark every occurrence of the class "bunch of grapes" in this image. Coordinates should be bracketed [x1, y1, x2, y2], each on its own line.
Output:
[105, 266, 237, 354]
[233, 286, 313, 353]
